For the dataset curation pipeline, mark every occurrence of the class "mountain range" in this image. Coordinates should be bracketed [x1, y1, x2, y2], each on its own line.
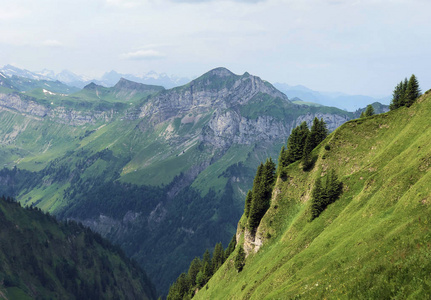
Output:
[0, 64, 390, 111]
[274, 82, 391, 111]
[0, 64, 190, 90]
[0, 66, 389, 295]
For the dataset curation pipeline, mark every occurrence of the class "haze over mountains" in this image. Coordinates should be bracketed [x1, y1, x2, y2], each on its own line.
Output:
[0, 64, 389, 112]
[0, 64, 190, 90]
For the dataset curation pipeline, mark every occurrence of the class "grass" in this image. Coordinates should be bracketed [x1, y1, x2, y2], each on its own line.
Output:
[195, 91, 431, 299]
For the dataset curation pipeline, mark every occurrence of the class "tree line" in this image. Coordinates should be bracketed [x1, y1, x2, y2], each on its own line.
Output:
[278, 117, 328, 172]
[244, 158, 276, 233]
[390, 74, 421, 110]
[167, 235, 236, 300]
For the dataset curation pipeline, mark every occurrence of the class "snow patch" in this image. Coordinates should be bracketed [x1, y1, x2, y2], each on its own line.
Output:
[0, 72, 6, 78]
[43, 89, 56, 95]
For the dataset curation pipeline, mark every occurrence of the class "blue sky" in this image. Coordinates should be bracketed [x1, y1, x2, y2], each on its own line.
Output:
[0, 0, 430, 96]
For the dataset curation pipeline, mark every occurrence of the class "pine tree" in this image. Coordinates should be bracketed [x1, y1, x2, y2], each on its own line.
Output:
[302, 133, 315, 171]
[364, 105, 375, 117]
[248, 159, 276, 231]
[202, 249, 212, 277]
[326, 170, 342, 204]
[286, 122, 309, 164]
[244, 190, 252, 218]
[187, 257, 202, 288]
[310, 177, 323, 221]
[234, 246, 246, 272]
[390, 81, 403, 110]
[399, 78, 408, 107]
[316, 118, 328, 145]
[278, 145, 287, 170]
[310, 170, 343, 221]
[212, 242, 225, 272]
[225, 234, 237, 258]
[404, 74, 421, 107]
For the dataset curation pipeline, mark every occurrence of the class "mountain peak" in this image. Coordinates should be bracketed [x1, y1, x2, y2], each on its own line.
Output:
[205, 67, 235, 77]
[83, 82, 101, 90]
[113, 77, 165, 92]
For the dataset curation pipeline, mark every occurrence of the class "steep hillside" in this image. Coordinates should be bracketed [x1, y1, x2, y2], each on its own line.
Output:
[0, 68, 354, 294]
[0, 196, 156, 300]
[196, 89, 431, 299]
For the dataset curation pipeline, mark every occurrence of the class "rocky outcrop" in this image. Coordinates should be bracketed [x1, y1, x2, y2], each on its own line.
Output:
[0, 93, 113, 125]
[200, 109, 351, 149]
[0, 93, 49, 117]
[139, 68, 289, 123]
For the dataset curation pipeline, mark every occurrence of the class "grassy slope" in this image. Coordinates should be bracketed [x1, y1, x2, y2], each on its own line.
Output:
[196, 90, 431, 299]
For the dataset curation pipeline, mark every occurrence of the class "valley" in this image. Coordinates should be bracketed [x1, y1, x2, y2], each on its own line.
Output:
[0, 67, 388, 296]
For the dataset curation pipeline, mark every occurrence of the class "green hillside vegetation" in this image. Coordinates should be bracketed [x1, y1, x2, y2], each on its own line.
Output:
[0, 196, 156, 300]
[0, 69, 363, 295]
[194, 89, 431, 299]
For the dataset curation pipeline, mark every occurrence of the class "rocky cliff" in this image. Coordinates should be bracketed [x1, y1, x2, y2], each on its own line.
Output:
[0, 93, 113, 125]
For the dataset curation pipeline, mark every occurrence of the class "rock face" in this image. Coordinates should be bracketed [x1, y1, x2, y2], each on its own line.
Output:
[0, 93, 49, 117]
[139, 68, 289, 122]
[0, 93, 113, 125]
[137, 67, 352, 150]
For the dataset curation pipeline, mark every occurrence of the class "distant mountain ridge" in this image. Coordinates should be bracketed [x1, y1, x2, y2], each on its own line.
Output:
[0, 64, 190, 90]
[274, 82, 391, 111]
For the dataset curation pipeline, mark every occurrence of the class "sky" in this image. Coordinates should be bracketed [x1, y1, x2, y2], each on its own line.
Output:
[0, 0, 430, 96]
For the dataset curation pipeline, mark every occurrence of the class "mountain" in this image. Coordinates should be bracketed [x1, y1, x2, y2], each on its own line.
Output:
[90, 70, 190, 89]
[0, 67, 358, 295]
[274, 82, 391, 111]
[194, 89, 431, 299]
[0, 196, 156, 299]
[0, 65, 190, 90]
[0, 64, 51, 81]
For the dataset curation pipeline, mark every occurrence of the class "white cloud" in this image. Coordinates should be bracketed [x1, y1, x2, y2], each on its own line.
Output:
[120, 49, 166, 60]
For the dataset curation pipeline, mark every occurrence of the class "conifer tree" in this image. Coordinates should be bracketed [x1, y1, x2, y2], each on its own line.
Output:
[364, 105, 375, 117]
[202, 249, 212, 277]
[404, 74, 421, 107]
[326, 170, 342, 204]
[248, 159, 276, 231]
[211, 242, 225, 272]
[390, 81, 404, 110]
[244, 190, 252, 218]
[188, 257, 202, 287]
[234, 245, 246, 272]
[399, 77, 408, 106]
[316, 118, 328, 144]
[277, 145, 288, 175]
[225, 234, 237, 258]
[285, 122, 310, 164]
[310, 170, 343, 221]
[310, 177, 323, 220]
[202, 262, 212, 283]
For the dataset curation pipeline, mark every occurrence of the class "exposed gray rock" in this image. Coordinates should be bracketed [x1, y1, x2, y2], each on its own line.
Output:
[0, 93, 114, 125]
